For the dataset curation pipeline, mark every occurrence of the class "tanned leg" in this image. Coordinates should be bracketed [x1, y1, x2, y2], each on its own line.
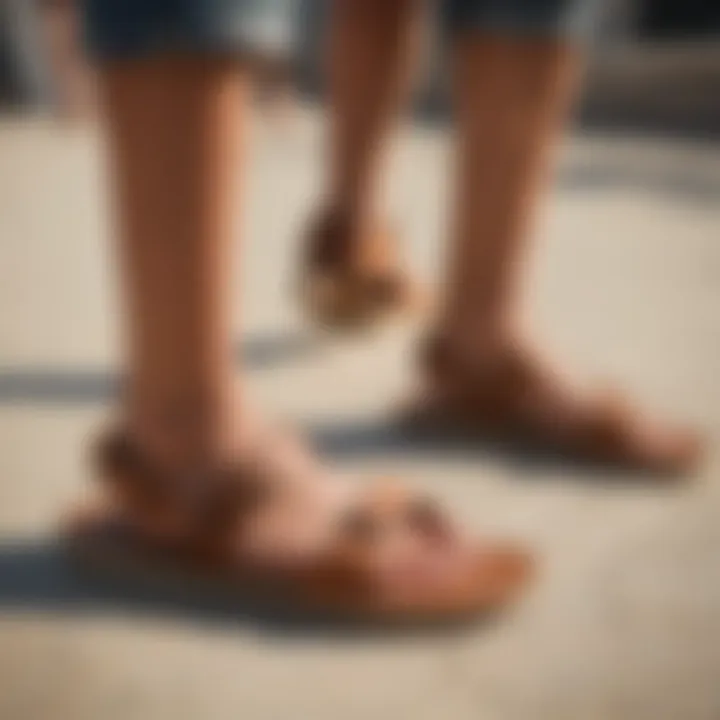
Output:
[415, 36, 701, 475]
[301, 0, 425, 328]
[73, 46, 533, 622]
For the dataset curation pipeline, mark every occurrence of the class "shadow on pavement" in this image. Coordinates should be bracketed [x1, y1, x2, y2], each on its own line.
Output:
[0, 329, 320, 405]
[0, 536, 491, 640]
[305, 417, 684, 486]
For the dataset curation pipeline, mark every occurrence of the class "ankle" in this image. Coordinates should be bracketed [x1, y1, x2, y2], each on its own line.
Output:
[417, 334, 538, 413]
[127, 392, 241, 474]
[425, 324, 522, 370]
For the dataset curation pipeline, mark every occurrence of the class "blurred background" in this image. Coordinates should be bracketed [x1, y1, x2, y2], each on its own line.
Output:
[0, 3, 719, 720]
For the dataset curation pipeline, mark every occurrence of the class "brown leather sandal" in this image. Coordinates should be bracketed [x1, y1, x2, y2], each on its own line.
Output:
[64, 431, 533, 624]
[400, 338, 703, 477]
[299, 209, 422, 331]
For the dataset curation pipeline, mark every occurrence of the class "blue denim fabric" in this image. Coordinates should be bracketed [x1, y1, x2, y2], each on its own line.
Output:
[444, 0, 599, 39]
[84, 0, 300, 61]
[84, 0, 597, 62]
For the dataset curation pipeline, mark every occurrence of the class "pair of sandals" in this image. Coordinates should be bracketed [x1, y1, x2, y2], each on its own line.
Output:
[67, 211, 700, 626]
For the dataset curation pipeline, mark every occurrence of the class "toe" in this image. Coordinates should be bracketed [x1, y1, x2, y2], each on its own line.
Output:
[470, 541, 535, 608]
[638, 420, 704, 476]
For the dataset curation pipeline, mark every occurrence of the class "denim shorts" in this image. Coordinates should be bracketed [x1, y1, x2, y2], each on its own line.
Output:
[84, 0, 599, 62]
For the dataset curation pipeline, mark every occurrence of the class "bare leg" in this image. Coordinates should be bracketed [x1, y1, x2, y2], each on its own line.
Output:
[416, 36, 701, 475]
[79, 50, 531, 619]
[301, 0, 424, 328]
[102, 56, 244, 472]
[442, 37, 579, 350]
[326, 0, 422, 231]
[98, 54, 355, 550]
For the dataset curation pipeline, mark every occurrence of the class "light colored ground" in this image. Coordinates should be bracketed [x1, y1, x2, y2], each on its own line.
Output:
[0, 109, 719, 720]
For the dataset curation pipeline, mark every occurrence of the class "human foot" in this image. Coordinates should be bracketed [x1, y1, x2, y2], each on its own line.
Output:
[401, 337, 702, 477]
[66, 419, 532, 624]
[299, 208, 423, 331]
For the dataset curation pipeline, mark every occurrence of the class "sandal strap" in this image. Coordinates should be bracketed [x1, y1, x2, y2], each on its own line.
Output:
[93, 433, 459, 573]
[420, 336, 545, 420]
[93, 431, 269, 538]
[334, 478, 454, 555]
[306, 209, 401, 276]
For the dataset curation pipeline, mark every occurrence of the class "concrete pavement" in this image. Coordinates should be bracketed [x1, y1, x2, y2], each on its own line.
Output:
[1, 109, 719, 720]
